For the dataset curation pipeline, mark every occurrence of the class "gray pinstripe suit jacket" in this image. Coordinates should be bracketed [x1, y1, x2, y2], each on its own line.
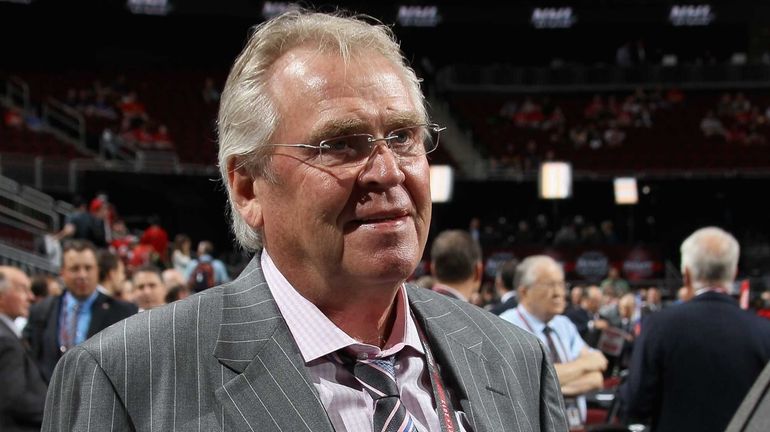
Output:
[42, 256, 568, 431]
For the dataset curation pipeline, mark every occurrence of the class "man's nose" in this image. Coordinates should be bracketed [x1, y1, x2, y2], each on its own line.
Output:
[357, 143, 406, 188]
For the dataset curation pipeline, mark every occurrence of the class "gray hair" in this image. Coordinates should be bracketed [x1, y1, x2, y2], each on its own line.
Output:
[218, 10, 427, 251]
[680, 226, 739, 289]
[514, 255, 563, 289]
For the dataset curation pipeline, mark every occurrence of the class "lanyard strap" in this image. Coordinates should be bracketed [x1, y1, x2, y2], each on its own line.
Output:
[414, 316, 460, 432]
[516, 308, 570, 362]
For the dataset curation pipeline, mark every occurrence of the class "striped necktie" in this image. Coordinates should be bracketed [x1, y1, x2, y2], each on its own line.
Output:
[543, 326, 562, 364]
[349, 354, 420, 432]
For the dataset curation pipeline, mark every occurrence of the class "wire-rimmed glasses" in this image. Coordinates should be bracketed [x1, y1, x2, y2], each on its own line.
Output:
[267, 123, 445, 168]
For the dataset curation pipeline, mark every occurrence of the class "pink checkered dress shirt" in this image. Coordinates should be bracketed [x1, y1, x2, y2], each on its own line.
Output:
[262, 252, 459, 432]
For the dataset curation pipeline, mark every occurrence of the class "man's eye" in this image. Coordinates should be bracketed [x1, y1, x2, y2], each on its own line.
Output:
[389, 130, 412, 144]
[323, 137, 354, 151]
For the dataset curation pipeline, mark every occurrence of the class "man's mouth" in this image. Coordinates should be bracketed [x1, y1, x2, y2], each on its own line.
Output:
[350, 211, 410, 227]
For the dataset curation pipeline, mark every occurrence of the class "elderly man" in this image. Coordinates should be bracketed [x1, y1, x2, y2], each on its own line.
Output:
[0, 267, 47, 432]
[501, 255, 608, 429]
[42, 11, 567, 432]
[24, 239, 137, 382]
[623, 227, 770, 432]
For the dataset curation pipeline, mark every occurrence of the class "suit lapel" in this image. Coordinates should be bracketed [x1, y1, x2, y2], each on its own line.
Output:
[87, 292, 110, 337]
[43, 295, 62, 356]
[212, 257, 333, 432]
[409, 287, 511, 432]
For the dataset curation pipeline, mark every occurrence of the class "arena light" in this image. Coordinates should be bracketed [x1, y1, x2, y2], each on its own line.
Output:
[669, 5, 715, 26]
[531, 7, 577, 29]
[539, 162, 572, 199]
[614, 177, 639, 205]
[430, 165, 453, 203]
[397, 5, 441, 27]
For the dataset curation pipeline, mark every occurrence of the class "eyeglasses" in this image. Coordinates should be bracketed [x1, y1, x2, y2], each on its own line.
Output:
[267, 123, 445, 168]
[531, 281, 570, 291]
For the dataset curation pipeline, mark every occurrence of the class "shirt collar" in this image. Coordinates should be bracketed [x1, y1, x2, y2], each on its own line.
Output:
[64, 288, 100, 311]
[432, 283, 468, 302]
[262, 251, 423, 363]
[0, 313, 19, 337]
[500, 290, 516, 303]
[517, 304, 548, 334]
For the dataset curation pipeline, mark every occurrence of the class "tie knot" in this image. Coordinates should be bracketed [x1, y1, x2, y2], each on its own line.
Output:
[350, 354, 400, 399]
[543, 326, 553, 335]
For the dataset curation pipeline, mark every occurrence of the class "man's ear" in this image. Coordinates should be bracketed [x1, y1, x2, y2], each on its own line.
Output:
[473, 261, 484, 284]
[682, 267, 695, 296]
[227, 157, 263, 229]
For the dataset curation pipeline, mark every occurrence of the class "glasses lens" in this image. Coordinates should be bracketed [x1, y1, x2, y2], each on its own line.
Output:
[387, 124, 440, 157]
[320, 134, 372, 167]
[319, 124, 442, 167]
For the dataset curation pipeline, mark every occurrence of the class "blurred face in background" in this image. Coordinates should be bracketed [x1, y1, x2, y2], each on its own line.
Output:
[570, 286, 583, 305]
[132, 271, 167, 310]
[46, 278, 62, 298]
[119, 280, 134, 302]
[523, 260, 567, 322]
[61, 249, 99, 300]
[0, 267, 34, 319]
[619, 294, 636, 319]
[107, 261, 126, 291]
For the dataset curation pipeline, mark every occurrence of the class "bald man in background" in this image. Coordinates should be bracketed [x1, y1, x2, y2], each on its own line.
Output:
[0, 266, 47, 432]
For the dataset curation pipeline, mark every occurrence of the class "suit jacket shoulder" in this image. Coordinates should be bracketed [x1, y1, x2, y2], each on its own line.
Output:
[87, 292, 138, 337]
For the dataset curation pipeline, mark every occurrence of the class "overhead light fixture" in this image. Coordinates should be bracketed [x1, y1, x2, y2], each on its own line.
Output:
[614, 177, 639, 205]
[539, 162, 572, 199]
[430, 165, 453, 203]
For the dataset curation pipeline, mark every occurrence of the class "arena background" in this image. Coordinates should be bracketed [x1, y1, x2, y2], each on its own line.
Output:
[2, 0, 770, 298]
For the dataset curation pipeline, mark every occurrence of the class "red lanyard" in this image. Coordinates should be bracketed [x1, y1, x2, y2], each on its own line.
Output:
[515, 308, 570, 361]
[414, 316, 460, 432]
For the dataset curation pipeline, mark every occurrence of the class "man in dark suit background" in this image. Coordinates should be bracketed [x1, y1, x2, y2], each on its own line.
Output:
[42, 10, 567, 432]
[0, 266, 47, 432]
[489, 257, 519, 315]
[23, 239, 137, 382]
[429, 229, 483, 303]
[623, 226, 770, 432]
[565, 285, 610, 348]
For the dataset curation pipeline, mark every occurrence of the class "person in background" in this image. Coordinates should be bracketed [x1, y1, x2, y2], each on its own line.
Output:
[489, 257, 519, 315]
[623, 227, 770, 432]
[601, 266, 630, 297]
[97, 250, 126, 299]
[184, 240, 230, 292]
[29, 275, 61, 303]
[0, 267, 47, 432]
[429, 229, 483, 303]
[131, 265, 167, 311]
[171, 233, 192, 273]
[566, 285, 609, 348]
[501, 255, 608, 428]
[140, 215, 169, 265]
[23, 240, 138, 382]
